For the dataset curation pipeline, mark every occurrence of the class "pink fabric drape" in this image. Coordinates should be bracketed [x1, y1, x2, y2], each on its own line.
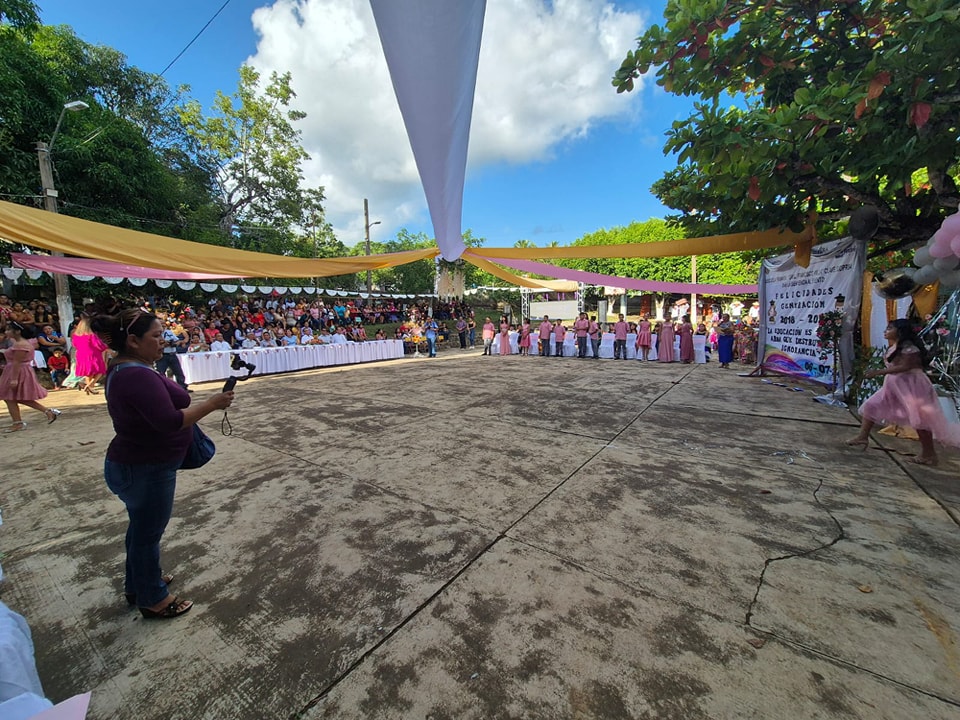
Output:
[11, 253, 232, 280]
[481, 255, 758, 294]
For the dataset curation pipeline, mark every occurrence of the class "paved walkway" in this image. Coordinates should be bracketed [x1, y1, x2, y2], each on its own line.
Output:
[2, 352, 959, 719]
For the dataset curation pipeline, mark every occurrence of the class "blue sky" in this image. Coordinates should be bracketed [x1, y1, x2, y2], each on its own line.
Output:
[38, 0, 697, 251]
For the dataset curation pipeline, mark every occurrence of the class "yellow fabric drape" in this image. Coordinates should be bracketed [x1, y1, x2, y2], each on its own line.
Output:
[470, 224, 815, 260]
[0, 200, 438, 277]
[912, 282, 940, 318]
[0, 198, 817, 280]
[461, 252, 557, 289]
[860, 271, 874, 346]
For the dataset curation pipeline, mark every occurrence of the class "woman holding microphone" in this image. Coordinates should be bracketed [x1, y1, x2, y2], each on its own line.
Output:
[92, 308, 234, 619]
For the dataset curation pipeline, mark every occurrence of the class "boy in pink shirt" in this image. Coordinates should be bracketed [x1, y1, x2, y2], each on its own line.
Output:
[588, 316, 601, 359]
[573, 312, 590, 358]
[538, 316, 553, 357]
[553, 319, 566, 357]
[613, 313, 629, 359]
[481, 317, 496, 356]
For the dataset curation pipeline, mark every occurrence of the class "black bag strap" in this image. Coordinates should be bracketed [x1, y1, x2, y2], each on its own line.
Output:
[104, 361, 152, 399]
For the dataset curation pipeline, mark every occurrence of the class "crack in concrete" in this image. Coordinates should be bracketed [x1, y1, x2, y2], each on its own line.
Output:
[744, 472, 845, 627]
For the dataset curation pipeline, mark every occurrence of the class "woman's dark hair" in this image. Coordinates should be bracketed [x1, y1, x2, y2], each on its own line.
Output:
[888, 318, 928, 366]
[89, 309, 158, 353]
[9, 321, 35, 339]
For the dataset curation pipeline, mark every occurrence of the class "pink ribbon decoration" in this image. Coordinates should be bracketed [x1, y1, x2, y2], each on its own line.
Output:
[481, 255, 758, 294]
[11, 253, 235, 280]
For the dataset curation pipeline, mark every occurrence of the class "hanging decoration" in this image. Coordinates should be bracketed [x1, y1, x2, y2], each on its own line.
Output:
[919, 290, 960, 393]
[369, 0, 485, 261]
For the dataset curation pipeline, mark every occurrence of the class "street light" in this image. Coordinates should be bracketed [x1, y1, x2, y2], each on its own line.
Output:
[363, 198, 381, 295]
[37, 100, 89, 340]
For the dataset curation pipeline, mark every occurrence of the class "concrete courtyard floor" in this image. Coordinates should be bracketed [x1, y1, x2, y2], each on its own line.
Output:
[2, 350, 960, 719]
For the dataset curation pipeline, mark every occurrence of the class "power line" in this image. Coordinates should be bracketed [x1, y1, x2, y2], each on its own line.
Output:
[158, 0, 233, 78]
[72, 0, 234, 146]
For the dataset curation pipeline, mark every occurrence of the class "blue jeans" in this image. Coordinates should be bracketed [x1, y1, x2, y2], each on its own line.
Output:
[104, 458, 180, 607]
[427, 336, 437, 357]
[156, 353, 187, 389]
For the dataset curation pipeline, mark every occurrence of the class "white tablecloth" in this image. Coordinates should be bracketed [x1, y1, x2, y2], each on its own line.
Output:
[694, 335, 708, 363]
[180, 340, 404, 384]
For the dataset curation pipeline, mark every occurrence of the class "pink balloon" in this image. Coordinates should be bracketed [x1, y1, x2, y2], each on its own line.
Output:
[951, 232, 960, 257]
[941, 213, 960, 233]
[929, 234, 953, 258]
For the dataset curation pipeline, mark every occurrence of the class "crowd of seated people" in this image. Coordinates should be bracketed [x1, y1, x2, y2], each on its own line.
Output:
[118, 293, 474, 354]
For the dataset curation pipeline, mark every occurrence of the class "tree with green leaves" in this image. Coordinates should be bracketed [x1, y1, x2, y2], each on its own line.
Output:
[360, 229, 436, 294]
[178, 65, 329, 247]
[0, 22, 213, 239]
[0, 0, 38, 30]
[614, 0, 960, 251]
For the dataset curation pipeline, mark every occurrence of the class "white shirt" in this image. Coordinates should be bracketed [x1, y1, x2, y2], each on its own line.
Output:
[331, 333, 349, 345]
[241, 338, 258, 349]
[210, 340, 231, 351]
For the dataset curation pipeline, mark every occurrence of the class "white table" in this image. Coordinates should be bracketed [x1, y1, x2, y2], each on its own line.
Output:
[180, 340, 404, 384]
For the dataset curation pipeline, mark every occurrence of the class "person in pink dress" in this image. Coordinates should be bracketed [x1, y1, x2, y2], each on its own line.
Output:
[552, 319, 566, 357]
[481, 317, 496, 356]
[635, 315, 652, 361]
[72, 314, 109, 394]
[613, 314, 629, 359]
[0, 322, 61, 431]
[518, 319, 532, 356]
[658, 319, 676, 362]
[846, 319, 960, 465]
[678, 314, 695, 363]
[498, 316, 511, 355]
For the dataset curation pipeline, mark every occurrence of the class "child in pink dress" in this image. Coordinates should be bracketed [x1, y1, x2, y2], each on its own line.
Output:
[498, 318, 511, 355]
[0, 322, 61, 431]
[847, 319, 960, 465]
[636, 316, 652, 361]
[518, 319, 532, 356]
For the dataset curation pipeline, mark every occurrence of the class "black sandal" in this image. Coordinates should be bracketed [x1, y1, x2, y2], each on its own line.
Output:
[125, 573, 175, 605]
[139, 597, 193, 619]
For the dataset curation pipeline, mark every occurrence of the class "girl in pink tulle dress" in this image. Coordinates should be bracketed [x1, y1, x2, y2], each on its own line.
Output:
[0, 322, 61, 431]
[72, 316, 109, 394]
[847, 319, 960, 465]
[635, 317, 652, 361]
[518, 319, 532, 356]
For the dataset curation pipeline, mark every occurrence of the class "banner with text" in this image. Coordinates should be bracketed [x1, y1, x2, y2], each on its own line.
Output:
[758, 236, 865, 384]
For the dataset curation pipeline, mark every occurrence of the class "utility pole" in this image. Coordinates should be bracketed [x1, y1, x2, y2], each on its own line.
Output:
[36, 100, 87, 342]
[363, 198, 380, 295]
[36, 140, 74, 341]
[364, 198, 372, 294]
[690, 255, 698, 324]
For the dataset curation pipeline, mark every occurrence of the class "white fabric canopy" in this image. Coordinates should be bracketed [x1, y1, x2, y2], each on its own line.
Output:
[369, 0, 486, 261]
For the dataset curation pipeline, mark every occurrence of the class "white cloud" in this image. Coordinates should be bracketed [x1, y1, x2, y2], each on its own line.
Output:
[249, 0, 645, 246]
